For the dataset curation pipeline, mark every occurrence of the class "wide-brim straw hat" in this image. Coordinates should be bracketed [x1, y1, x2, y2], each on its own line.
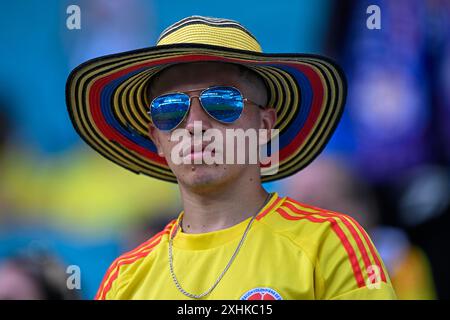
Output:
[66, 15, 347, 183]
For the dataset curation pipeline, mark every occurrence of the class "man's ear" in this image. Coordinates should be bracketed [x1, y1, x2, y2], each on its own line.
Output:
[260, 107, 277, 131]
[258, 107, 277, 145]
[148, 124, 165, 157]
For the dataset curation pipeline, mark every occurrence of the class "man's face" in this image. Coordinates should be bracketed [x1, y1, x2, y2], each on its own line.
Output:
[147, 62, 276, 191]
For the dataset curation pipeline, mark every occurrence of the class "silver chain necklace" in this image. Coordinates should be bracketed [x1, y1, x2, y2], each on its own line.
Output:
[168, 192, 273, 299]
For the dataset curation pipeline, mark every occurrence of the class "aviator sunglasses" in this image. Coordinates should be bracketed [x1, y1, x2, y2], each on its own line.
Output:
[148, 86, 264, 131]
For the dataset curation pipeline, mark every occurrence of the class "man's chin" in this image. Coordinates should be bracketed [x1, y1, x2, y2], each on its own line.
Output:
[173, 164, 233, 190]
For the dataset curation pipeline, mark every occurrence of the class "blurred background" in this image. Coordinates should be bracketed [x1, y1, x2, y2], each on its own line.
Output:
[0, 0, 449, 299]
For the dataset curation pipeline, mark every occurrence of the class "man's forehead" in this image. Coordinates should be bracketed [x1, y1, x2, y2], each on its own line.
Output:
[159, 61, 242, 77]
[150, 62, 244, 93]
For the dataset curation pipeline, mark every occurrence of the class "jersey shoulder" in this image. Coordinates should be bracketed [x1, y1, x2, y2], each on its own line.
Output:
[262, 196, 394, 298]
[264, 196, 378, 260]
[263, 196, 364, 241]
[94, 219, 176, 300]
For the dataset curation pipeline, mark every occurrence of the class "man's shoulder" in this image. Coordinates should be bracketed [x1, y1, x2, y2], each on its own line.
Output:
[263, 196, 371, 253]
[94, 219, 176, 300]
[265, 196, 364, 231]
[256, 195, 395, 299]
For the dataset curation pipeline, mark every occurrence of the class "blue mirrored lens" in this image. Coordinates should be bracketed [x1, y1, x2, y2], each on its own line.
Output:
[150, 93, 190, 131]
[200, 87, 244, 123]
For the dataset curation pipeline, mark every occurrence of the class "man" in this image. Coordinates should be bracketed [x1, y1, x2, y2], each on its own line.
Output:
[66, 16, 396, 299]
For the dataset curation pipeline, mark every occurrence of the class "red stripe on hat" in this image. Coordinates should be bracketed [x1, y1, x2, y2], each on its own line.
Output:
[89, 77, 166, 166]
[88, 55, 214, 165]
[87, 54, 325, 165]
[277, 63, 324, 161]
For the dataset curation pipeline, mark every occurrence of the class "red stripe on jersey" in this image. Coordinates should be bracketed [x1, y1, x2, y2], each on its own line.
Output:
[276, 207, 366, 288]
[97, 235, 166, 300]
[256, 196, 283, 221]
[341, 214, 387, 283]
[95, 220, 175, 300]
[96, 231, 168, 300]
[284, 201, 385, 284]
[285, 199, 387, 283]
[95, 224, 171, 299]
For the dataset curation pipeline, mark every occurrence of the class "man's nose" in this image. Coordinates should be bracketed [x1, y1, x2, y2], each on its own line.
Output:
[184, 96, 212, 134]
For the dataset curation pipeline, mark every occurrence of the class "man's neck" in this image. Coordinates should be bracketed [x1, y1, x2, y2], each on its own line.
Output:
[178, 175, 270, 234]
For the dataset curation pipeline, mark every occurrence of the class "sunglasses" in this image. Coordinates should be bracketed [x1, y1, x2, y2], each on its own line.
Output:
[148, 86, 263, 131]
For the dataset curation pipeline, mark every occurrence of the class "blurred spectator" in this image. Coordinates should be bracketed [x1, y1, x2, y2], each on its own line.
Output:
[320, 0, 450, 299]
[0, 250, 81, 300]
[328, 0, 433, 183]
[325, 0, 450, 217]
[397, 165, 450, 299]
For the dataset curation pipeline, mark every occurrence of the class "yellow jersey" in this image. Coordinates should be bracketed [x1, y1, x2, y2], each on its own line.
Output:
[95, 193, 396, 300]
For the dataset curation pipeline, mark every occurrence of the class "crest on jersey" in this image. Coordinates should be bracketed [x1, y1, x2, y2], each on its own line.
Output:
[240, 287, 283, 300]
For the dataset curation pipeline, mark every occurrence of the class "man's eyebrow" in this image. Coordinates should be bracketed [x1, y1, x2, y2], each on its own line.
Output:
[149, 84, 237, 98]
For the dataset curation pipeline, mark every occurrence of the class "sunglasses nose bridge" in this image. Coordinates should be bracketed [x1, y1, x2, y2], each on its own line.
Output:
[184, 94, 212, 132]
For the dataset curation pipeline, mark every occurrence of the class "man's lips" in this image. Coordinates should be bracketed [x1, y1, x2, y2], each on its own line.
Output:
[181, 143, 218, 160]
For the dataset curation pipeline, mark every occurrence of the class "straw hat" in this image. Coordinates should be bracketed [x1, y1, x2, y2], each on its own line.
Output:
[66, 15, 347, 183]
